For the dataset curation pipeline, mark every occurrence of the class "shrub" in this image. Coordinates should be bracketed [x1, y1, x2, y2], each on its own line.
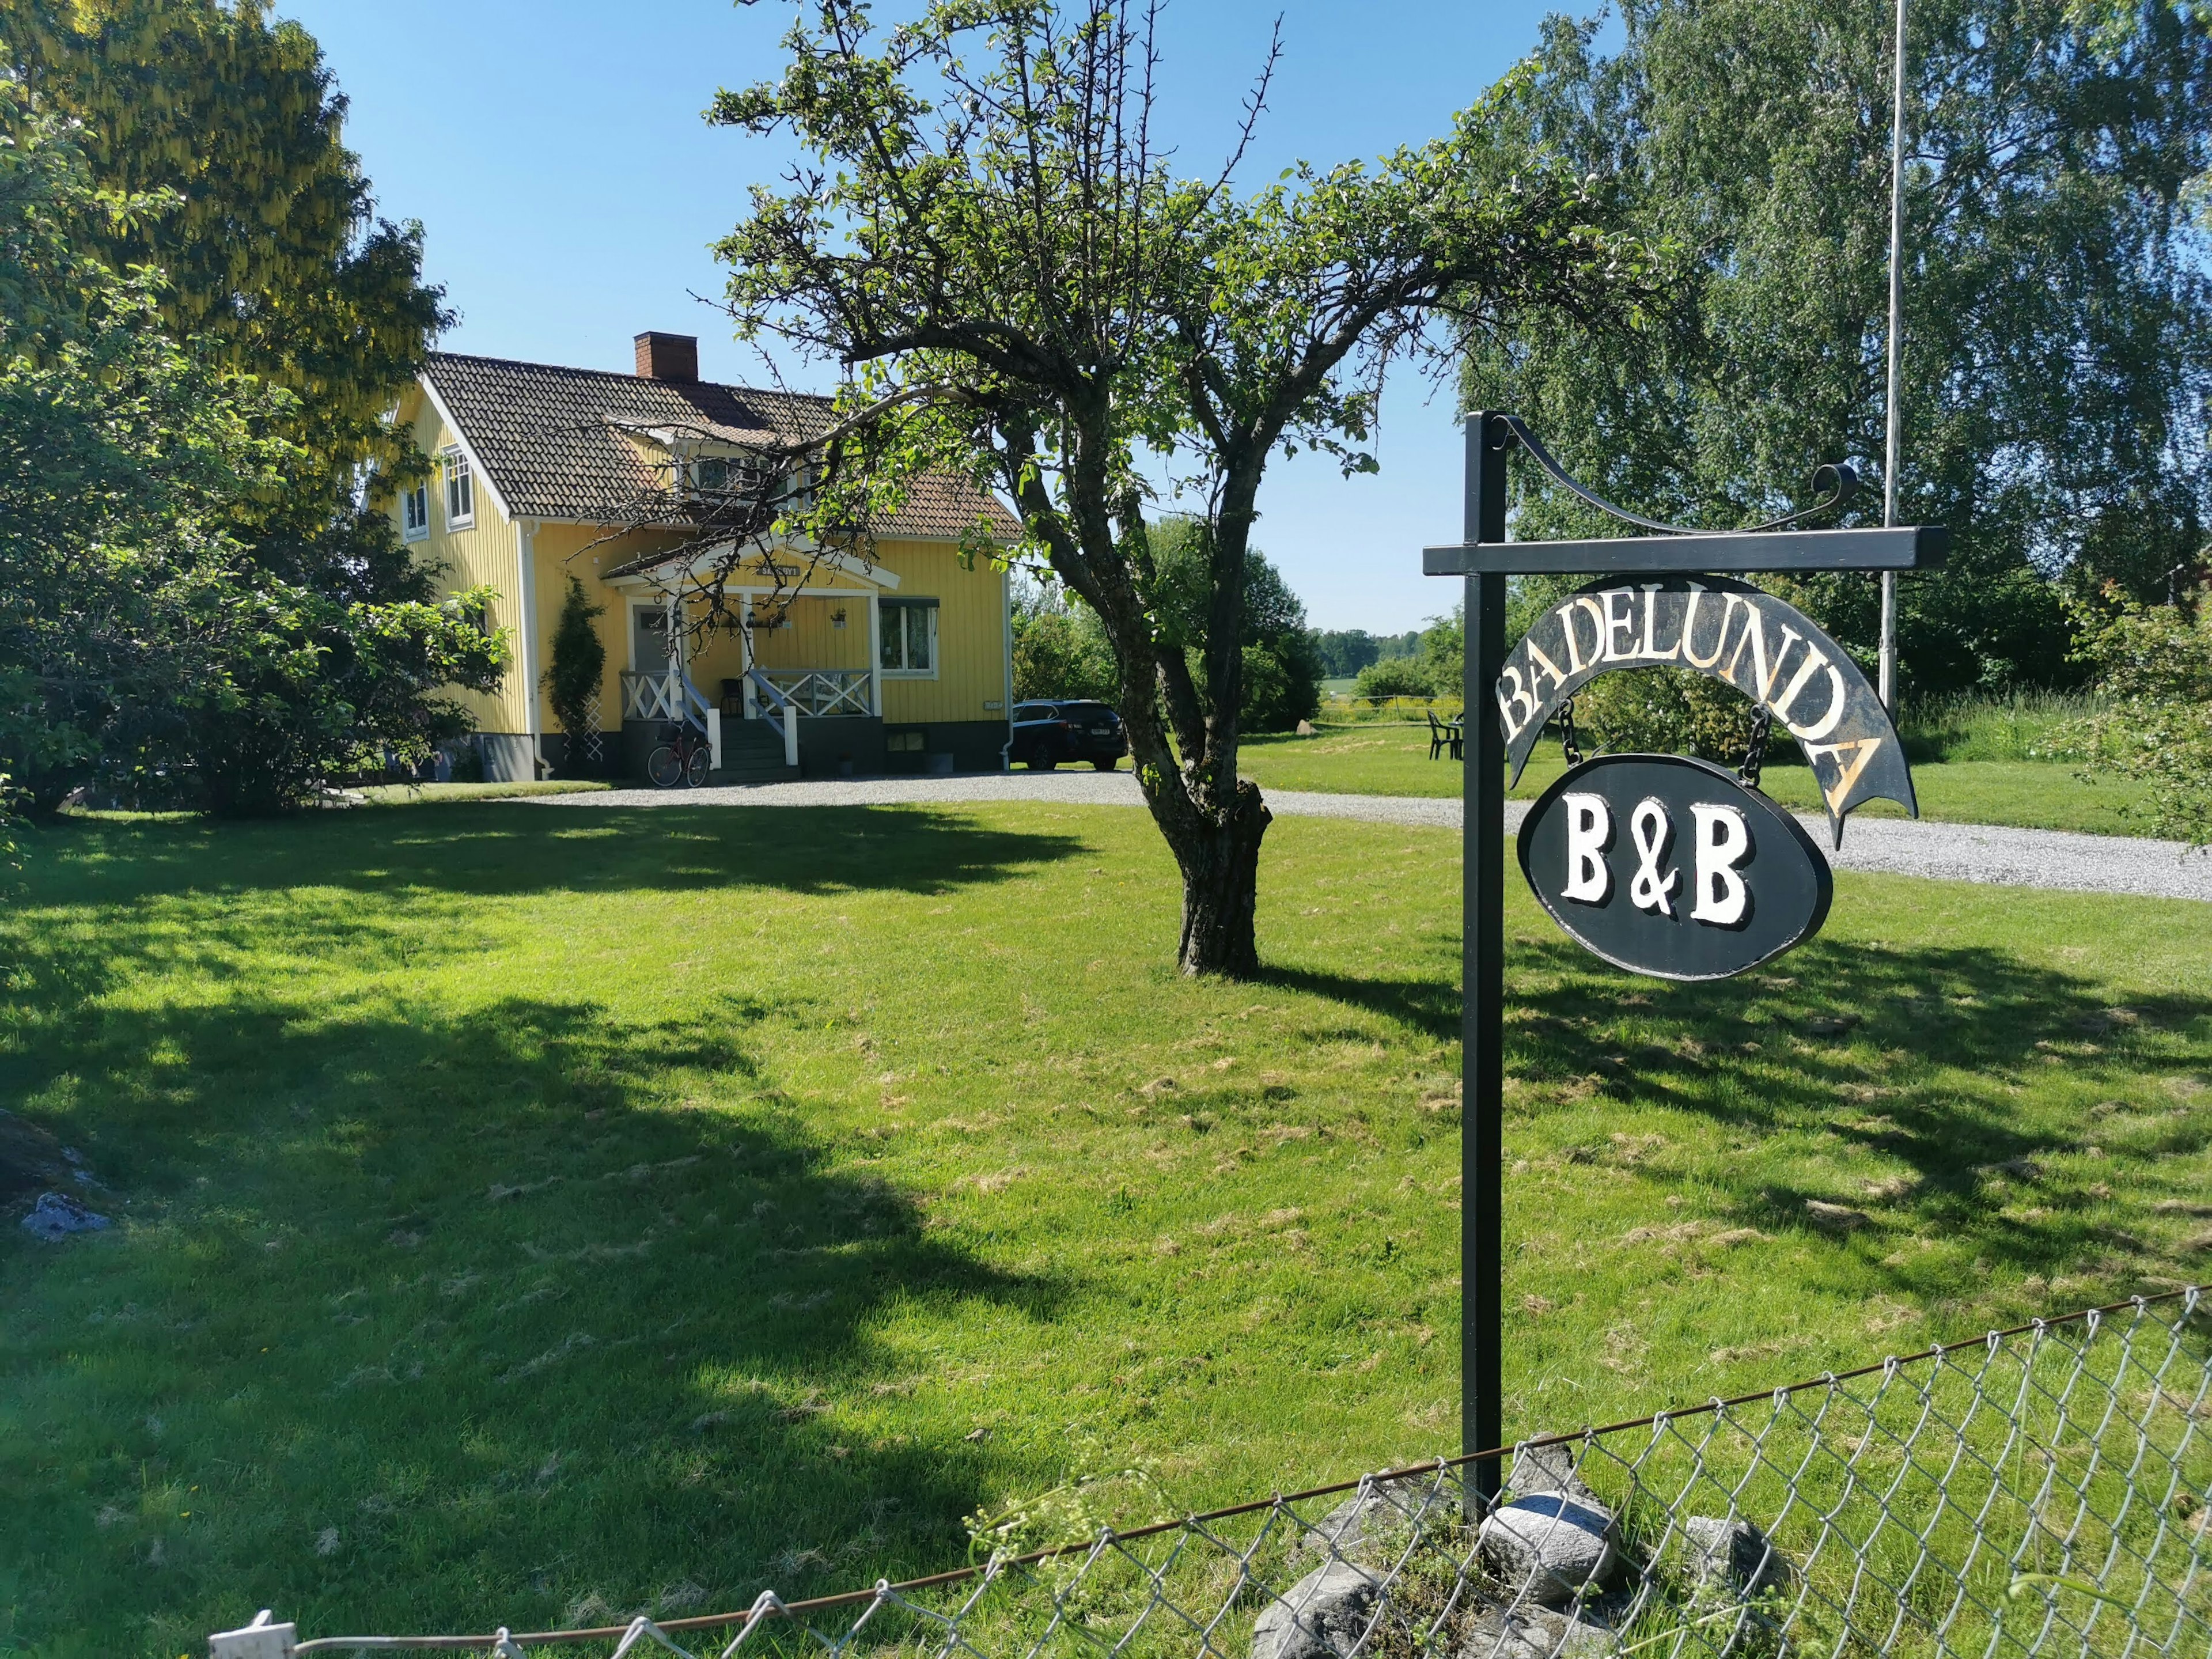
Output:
[2065, 584, 2212, 845]
[1353, 657, 1441, 699]
[542, 577, 608, 775]
[1564, 667, 1766, 764]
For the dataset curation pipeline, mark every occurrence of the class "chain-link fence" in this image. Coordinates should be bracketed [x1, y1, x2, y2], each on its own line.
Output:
[214, 1289, 2209, 1659]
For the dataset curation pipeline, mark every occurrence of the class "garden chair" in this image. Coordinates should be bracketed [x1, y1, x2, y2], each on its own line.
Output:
[1426, 709, 1448, 760]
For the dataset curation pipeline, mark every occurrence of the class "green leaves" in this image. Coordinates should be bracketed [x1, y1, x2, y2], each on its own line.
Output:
[1465, 0, 2212, 698]
[0, 90, 506, 819]
[2065, 583, 2212, 847]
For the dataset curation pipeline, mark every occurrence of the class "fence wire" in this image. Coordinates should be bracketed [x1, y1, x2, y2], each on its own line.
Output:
[220, 1289, 2210, 1659]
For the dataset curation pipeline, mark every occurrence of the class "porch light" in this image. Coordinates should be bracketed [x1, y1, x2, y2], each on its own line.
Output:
[832, 607, 848, 629]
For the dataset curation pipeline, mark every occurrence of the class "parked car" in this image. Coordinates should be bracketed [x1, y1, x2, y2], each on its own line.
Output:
[1010, 699, 1126, 770]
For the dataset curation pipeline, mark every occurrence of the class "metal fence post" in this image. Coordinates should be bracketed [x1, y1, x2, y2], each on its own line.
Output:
[1461, 412, 1509, 1505]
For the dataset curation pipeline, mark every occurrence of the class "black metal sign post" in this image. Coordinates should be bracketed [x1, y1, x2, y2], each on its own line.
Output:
[1460, 416, 1509, 1504]
[1432, 412, 1949, 1509]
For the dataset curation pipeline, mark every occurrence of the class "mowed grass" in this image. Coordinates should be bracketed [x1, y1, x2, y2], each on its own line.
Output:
[2, 800, 2209, 1654]
[1237, 726, 2153, 835]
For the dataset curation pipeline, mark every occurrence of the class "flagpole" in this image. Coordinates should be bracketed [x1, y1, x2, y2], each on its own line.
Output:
[1878, 0, 1908, 713]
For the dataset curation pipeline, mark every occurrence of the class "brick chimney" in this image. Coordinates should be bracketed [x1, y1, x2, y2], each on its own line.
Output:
[633, 331, 699, 382]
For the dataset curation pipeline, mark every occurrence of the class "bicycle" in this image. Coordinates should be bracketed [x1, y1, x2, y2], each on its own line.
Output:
[646, 722, 714, 789]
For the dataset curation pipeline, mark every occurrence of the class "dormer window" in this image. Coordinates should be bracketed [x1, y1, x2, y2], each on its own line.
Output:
[442, 449, 475, 529]
[402, 482, 430, 542]
[690, 450, 773, 503]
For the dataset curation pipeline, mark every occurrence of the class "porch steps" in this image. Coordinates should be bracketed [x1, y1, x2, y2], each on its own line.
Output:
[708, 717, 800, 786]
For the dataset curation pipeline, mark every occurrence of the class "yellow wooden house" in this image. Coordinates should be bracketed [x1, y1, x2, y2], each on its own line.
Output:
[391, 331, 1019, 782]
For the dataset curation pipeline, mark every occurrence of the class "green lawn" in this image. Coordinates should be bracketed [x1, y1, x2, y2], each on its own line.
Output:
[2, 802, 2208, 1654]
[1239, 725, 2155, 835]
[357, 779, 615, 805]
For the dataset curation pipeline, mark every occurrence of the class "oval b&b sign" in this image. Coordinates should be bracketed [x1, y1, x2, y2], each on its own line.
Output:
[1517, 756, 1832, 981]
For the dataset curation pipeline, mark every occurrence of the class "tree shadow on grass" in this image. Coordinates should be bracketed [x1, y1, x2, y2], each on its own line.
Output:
[0, 804, 1091, 1024]
[1264, 931, 2212, 1287]
[22, 802, 1090, 906]
[0, 976, 1063, 1650]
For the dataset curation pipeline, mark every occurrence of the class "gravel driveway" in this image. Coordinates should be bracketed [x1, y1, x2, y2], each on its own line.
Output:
[526, 770, 2212, 903]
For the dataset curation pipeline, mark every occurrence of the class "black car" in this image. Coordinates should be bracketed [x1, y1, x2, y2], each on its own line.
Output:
[1010, 699, 1127, 770]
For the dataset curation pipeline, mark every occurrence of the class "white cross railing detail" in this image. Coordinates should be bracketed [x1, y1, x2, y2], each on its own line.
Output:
[620, 670, 681, 722]
[754, 669, 872, 718]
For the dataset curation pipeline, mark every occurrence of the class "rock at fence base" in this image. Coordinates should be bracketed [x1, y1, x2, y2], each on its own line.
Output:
[22, 1191, 111, 1242]
[1479, 1494, 1616, 1607]
[1296, 720, 1318, 737]
[1506, 1442, 1600, 1504]
[1681, 1516, 1790, 1600]
[1251, 1559, 1384, 1659]
[1459, 1603, 1613, 1659]
[1293, 1484, 1431, 1564]
[1294, 1494, 1388, 1563]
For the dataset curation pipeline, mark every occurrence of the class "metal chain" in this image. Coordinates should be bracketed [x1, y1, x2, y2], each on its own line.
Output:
[1737, 706, 1772, 790]
[1559, 697, 1584, 769]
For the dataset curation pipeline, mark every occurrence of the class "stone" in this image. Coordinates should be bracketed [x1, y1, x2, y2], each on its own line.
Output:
[1250, 1559, 1384, 1659]
[1506, 1441, 1601, 1503]
[1458, 1602, 1614, 1659]
[22, 1191, 111, 1242]
[1680, 1516, 1790, 1600]
[1479, 1493, 1617, 1607]
[1293, 1494, 1391, 1563]
[1293, 1480, 1433, 1564]
[1296, 720, 1319, 737]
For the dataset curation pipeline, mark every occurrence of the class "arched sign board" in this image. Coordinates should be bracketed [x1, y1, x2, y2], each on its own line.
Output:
[1518, 755, 1834, 981]
[1495, 577, 1914, 847]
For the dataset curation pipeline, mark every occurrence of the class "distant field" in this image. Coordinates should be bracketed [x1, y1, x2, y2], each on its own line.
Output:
[1238, 726, 2156, 836]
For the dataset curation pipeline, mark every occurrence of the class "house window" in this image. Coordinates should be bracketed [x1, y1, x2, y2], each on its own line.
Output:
[693, 453, 772, 499]
[442, 449, 475, 529]
[402, 482, 430, 542]
[880, 599, 938, 676]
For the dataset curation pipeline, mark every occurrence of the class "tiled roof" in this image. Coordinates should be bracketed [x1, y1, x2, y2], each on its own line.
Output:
[421, 351, 1019, 542]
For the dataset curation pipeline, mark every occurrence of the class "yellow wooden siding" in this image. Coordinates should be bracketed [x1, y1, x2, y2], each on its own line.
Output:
[394, 391, 527, 733]
[874, 541, 1009, 723]
[527, 523, 687, 733]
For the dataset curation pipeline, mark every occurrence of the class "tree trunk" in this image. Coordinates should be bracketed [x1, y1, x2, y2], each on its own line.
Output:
[1168, 779, 1272, 977]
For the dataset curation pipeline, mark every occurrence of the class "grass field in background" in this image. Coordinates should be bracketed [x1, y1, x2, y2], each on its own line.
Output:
[2, 800, 2207, 1653]
[1236, 726, 2155, 835]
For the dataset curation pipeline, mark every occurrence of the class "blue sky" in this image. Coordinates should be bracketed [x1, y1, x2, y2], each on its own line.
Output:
[280, 1, 1605, 634]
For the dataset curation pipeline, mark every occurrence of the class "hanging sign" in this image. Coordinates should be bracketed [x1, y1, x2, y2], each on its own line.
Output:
[1517, 755, 1833, 981]
[1494, 576, 1912, 844]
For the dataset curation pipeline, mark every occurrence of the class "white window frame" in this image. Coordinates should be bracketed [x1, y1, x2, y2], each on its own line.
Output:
[442, 448, 475, 531]
[881, 597, 940, 679]
[401, 480, 430, 543]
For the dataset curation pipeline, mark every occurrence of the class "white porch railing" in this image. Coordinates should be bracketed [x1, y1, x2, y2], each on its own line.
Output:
[622, 671, 722, 771]
[748, 670, 802, 768]
[620, 669, 680, 722]
[753, 668, 873, 718]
